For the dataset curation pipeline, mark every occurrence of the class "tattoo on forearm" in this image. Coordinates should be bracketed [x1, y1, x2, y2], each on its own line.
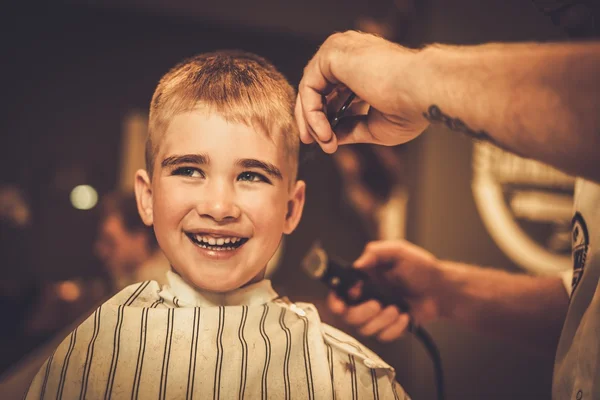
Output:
[423, 105, 521, 155]
[423, 105, 492, 141]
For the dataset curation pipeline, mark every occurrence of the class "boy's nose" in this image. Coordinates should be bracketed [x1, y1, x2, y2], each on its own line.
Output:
[196, 181, 241, 222]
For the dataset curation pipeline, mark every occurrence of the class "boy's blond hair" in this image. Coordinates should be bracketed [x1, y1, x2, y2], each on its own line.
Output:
[146, 50, 299, 182]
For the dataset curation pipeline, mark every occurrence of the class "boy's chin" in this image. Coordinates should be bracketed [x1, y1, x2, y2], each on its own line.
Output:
[186, 269, 267, 293]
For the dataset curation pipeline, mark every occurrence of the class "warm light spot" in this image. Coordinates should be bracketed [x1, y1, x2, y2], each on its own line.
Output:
[70, 185, 98, 210]
[56, 280, 82, 302]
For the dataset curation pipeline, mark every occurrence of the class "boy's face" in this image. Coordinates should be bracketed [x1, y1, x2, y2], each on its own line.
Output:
[135, 108, 305, 292]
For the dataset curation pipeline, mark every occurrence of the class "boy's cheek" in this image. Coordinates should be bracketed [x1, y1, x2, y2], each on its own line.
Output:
[243, 196, 287, 220]
[246, 187, 288, 207]
[157, 183, 195, 208]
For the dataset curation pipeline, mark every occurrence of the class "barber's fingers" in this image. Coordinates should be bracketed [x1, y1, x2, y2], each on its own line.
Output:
[353, 241, 397, 270]
[332, 115, 375, 146]
[295, 87, 351, 145]
[296, 67, 376, 153]
[331, 106, 407, 148]
[345, 299, 383, 326]
[328, 291, 409, 342]
[297, 54, 341, 152]
[353, 240, 421, 270]
[328, 291, 348, 315]
[327, 279, 364, 314]
[358, 305, 401, 337]
[297, 90, 327, 145]
[328, 291, 383, 326]
[378, 313, 411, 342]
[297, 89, 339, 153]
[295, 93, 314, 144]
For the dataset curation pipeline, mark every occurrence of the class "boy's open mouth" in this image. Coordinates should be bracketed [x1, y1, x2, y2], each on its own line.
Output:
[186, 233, 249, 251]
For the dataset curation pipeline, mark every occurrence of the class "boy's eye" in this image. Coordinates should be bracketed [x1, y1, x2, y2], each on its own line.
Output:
[172, 167, 204, 178]
[238, 171, 270, 183]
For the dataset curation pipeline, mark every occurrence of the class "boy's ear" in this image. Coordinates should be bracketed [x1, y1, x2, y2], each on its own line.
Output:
[283, 180, 306, 234]
[134, 169, 154, 226]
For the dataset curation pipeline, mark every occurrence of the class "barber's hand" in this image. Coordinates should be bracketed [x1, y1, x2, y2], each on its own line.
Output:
[328, 240, 445, 342]
[296, 31, 429, 154]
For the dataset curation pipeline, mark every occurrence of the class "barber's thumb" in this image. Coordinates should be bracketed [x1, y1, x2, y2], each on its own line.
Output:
[353, 250, 378, 270]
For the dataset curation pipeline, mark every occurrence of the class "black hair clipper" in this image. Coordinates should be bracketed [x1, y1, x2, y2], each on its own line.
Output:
[301, 242, 445, 400]
[328, 92, 356, 129]
[301, 242, 411, 314]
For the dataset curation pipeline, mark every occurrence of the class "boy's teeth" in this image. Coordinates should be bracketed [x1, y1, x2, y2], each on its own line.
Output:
[192, 234, 244, 246]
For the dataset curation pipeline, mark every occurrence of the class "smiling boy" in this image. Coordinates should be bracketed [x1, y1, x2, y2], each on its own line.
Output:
[136, 107, 302, 293]
[25, 51, 409, 399]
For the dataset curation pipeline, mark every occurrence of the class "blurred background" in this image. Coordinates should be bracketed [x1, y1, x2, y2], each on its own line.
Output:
[0, 0, 579, 398]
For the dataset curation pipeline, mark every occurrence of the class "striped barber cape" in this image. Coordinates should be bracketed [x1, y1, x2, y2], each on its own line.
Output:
[26, 272, 409, 399]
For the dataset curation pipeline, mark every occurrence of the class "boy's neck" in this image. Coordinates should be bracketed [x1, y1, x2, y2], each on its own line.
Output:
[162, 270, 276, 307]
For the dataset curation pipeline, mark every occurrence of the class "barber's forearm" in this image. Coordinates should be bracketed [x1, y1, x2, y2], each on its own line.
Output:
[438, 261, 569, 353]
[412, 41, 600, 181]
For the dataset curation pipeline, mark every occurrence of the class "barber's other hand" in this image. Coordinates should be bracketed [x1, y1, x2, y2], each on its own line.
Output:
[296, 31, 429, 153]
[328, 240, 445, 342]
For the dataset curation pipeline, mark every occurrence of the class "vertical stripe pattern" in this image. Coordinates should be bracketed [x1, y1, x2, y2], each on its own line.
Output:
[278, 308, 291, 400]
[370, 368, 380, 400]
[259, 304, 271, 400]
[56, 329, 77, 399]
[25, 281, 407, 400]
[349, 355, 358, 400]
[213, 306, 225, 400]
[40, 350, 56, 400]
[80, 306, 102, 400]
[238, 306, 248, 400]
[131, 307, 149, 400]
[326, 342, 335, 400]
[103, 305, 124, 400]
[301, 316, 315, 400]
[186, 307, 200, 400]
[159, 308, 175, 400]
[105, 282, 151, 399]
[392, 381, 400, 400]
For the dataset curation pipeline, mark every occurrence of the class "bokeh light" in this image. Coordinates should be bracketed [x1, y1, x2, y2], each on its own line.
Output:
[70, 185, 98, 210]
[56, 280, 82, 302]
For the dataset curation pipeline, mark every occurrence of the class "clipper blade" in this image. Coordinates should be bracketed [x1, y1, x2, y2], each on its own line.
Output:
[301, 242, 329, 279]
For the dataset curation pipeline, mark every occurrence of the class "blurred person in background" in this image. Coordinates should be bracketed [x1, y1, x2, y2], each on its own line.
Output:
[0, 185, 37, 339]
[0, 185, 105, 379]
[95, 191, 169, 289]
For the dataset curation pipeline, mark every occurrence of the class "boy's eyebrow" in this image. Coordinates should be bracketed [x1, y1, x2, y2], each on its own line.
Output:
[236, 158, 283, 180]
[161, 154, 210, 168]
